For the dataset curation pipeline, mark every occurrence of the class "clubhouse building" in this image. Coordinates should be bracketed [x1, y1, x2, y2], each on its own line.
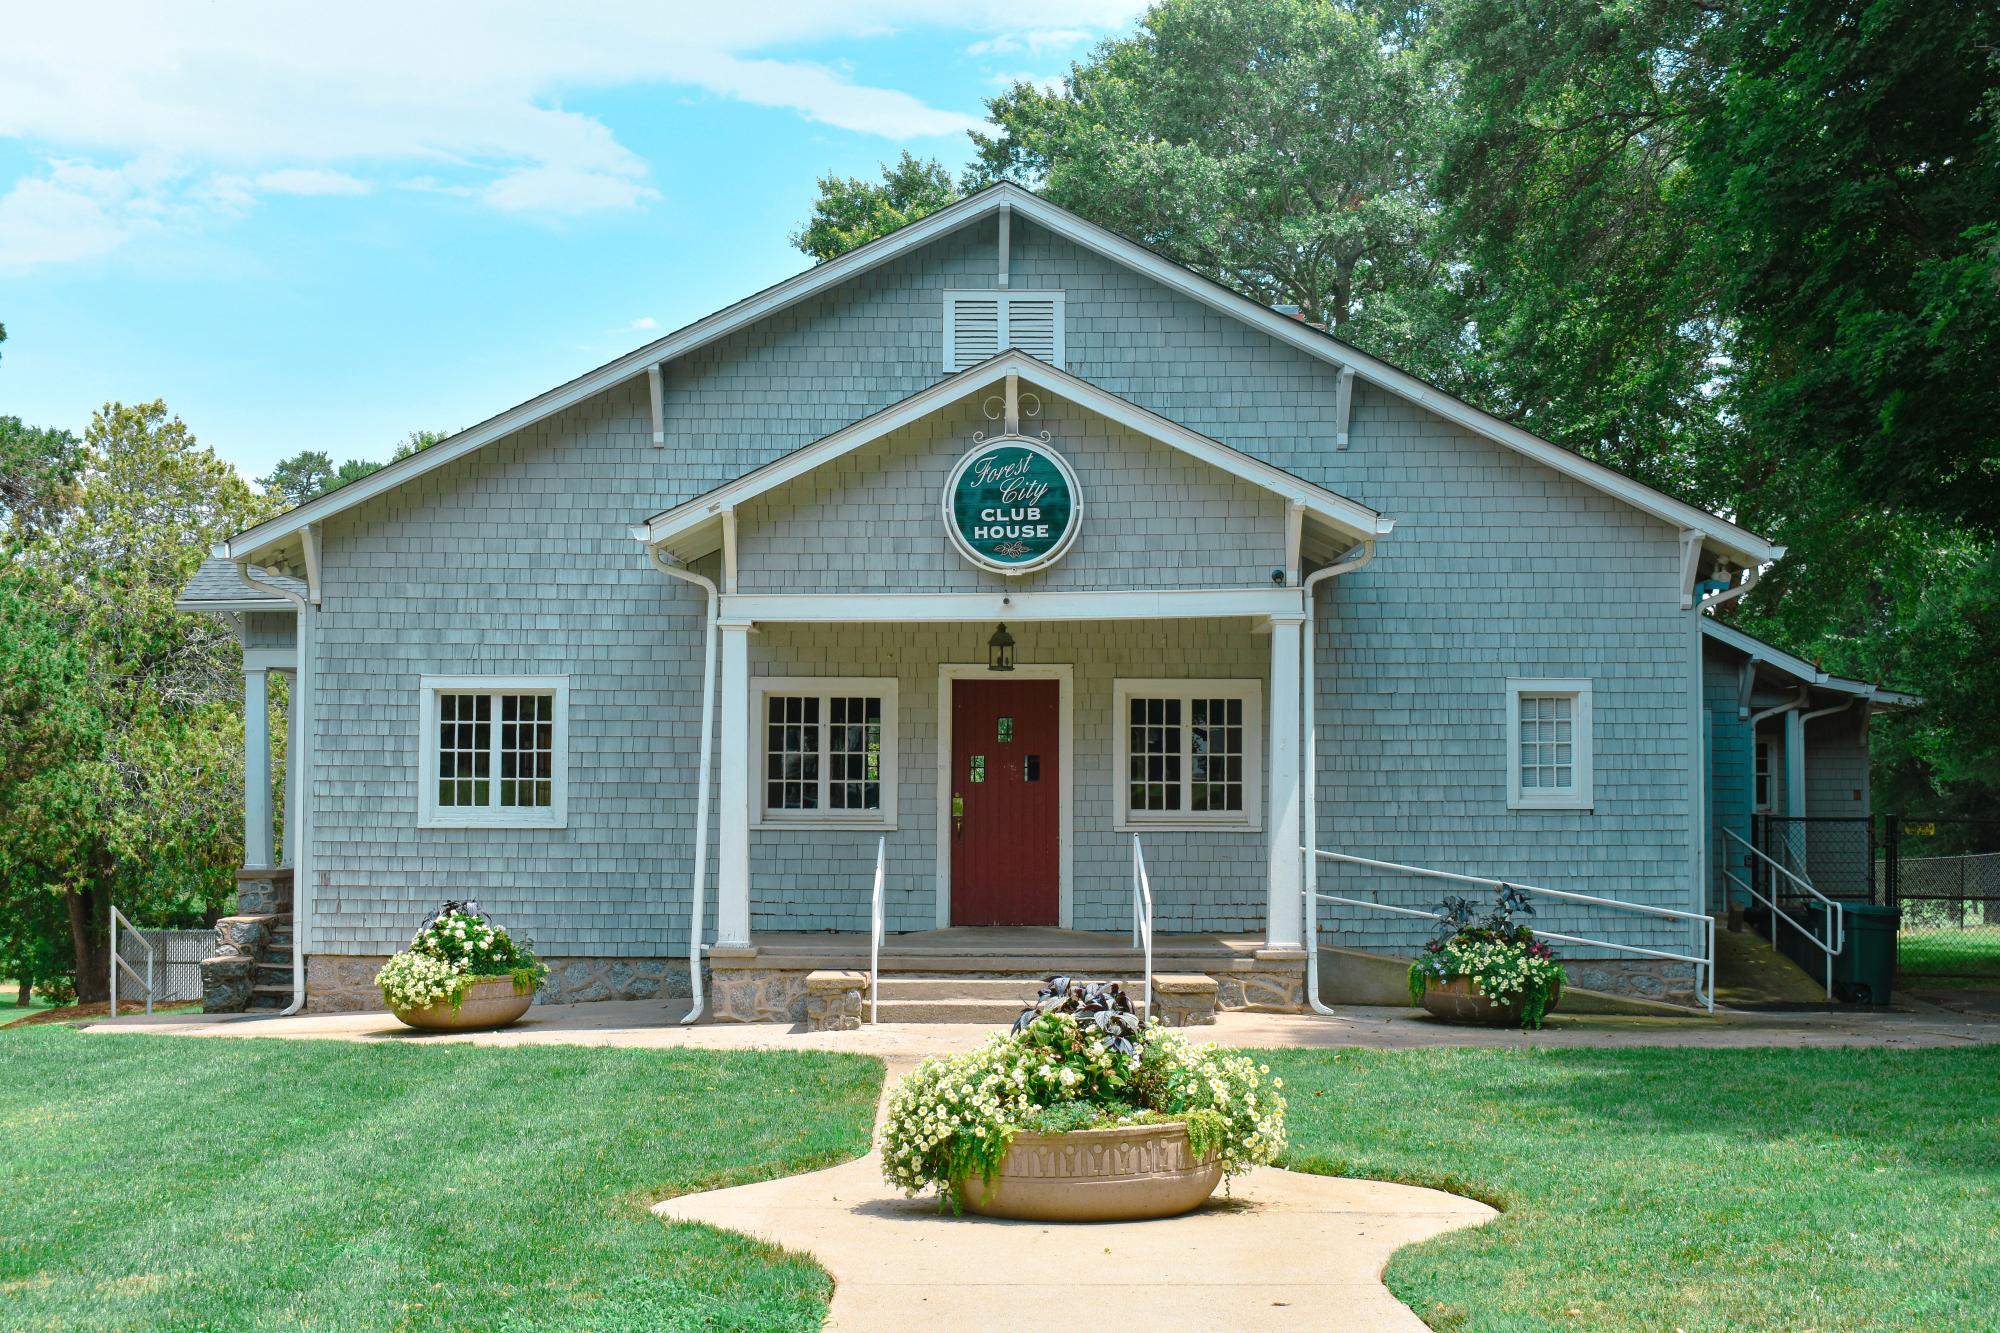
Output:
[178, 185, 1912, 1020]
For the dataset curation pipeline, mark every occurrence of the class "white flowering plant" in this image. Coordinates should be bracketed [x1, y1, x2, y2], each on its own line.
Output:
[880, 979, 1286, 1211]
[1408, 886, 1565, 1028]
[373, 900, 547, 1013]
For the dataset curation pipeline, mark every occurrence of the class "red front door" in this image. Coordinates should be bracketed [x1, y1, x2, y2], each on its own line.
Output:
[950, 678, 1060, 925]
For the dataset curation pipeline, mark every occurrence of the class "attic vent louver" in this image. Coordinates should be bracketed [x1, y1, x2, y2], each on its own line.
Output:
[944, 290, 1065, 371]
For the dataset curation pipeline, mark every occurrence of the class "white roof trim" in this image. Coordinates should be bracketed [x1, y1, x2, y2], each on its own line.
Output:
[222, 187, 1017, 560]
[173, 597, 294, 614]
[223, 181, 1779, 568]
[632, 350, 1392, 552]
[1701, 617, 1920, 707]
[993, 190, 1783, 568]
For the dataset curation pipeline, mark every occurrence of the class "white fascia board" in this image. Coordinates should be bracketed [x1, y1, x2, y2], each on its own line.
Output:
[174, 597, 295, 614]
[224, 188, 1012, 561]
[1700, 618, 1824, 685]
[1000, 191, 1783, 567]
[223, 179, 1768, 567]
[637, 350, 1387, 548]
[718, 587, 1305, 625]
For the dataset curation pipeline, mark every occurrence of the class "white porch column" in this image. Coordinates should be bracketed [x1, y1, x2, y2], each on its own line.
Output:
[279, 669, 298, 866]
[716, 621, 752, 948]
[243, 667, 273, 869]
[1265, 615, 1305, 950]
[1784, 705, 1807, 819]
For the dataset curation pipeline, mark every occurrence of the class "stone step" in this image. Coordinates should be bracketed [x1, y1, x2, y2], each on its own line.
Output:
[874, 976, 1050, 1002]
[871, 996, 1031, 1025]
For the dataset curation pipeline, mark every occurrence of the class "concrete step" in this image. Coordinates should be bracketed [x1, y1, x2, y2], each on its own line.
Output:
[872, 996, 1032, 1025]
[874, 976, 1046, 1002]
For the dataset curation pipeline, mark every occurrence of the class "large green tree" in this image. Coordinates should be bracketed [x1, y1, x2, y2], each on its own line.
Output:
[260, 428, 446, 508]
[0, 402, 271, 1003]
[792, 152, 966, 263]
[973, 0, 1452, 356]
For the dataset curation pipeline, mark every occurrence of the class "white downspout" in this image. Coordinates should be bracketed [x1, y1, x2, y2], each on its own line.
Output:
[649, 547, 719, 1024]
[236, 557, 311, 1017]
[1698, 560, 1764, 613]
[1300, 538, 1376, 1014]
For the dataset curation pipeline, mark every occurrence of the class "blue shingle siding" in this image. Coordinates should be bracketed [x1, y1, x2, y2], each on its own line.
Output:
[301, 213, 1709, 961]
[241, 612, 296, 650]
[734, 394, 1287, 594]
[1704, 652, 1754, 911]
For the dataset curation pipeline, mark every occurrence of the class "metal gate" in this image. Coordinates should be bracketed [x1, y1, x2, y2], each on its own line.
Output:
[1883, 816, 2000, 986]
[1755, 815, 1877, 904]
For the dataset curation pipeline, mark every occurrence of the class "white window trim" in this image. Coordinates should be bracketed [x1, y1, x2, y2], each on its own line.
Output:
[418, 674, 570, 830]
[1506, 678, 1594, 812]
[752, 676, 899, 830]
[1112, 678, 1263, 832]
[942, 289, 1067, 370]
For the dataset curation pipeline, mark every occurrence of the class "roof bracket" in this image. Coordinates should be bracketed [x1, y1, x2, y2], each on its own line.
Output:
[648, 363, 666, 449]
[1679, 529, 1708, 609]
[997, 202, 1011, 290]
[1334, 366, 1355, 450]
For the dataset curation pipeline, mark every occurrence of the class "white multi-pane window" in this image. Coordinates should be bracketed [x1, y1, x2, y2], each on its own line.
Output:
[1113, 680, 1262, 829]
[1505, 679, 1593, 811]
[754, 678, 898, 827]
[1753, 738, 1774, 812]
[418, 676, 569, 828]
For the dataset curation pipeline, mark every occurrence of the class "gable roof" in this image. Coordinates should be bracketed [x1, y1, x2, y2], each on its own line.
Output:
[1700, 617, 1920, 708]
[174, 555, 302, 613]
[220, 182, 1782, 570]
[632, 349, 1391, 561]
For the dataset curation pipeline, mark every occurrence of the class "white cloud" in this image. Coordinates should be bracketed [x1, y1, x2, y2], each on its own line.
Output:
[255, 169, 372, 197]
[967, 28, 1094, 58]
[988, 71, 1070, 95]
[0, 1, 1144, 270]
[630, 316, 659, 331]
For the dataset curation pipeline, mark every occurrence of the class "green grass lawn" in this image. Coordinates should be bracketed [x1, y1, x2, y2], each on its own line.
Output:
[0, 1028, 880, 1331]
[1270, 1045, 2000, 1332]
[1898, 926, 2000, 986]
[0, 981, 53, 1015]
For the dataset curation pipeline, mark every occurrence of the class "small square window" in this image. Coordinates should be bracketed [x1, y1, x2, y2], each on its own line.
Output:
[1506, 680, 1593, 811]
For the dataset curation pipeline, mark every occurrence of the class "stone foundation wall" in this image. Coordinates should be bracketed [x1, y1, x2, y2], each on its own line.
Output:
[1562, 958, 1698, 1006]
[304, 955, 694, 1013]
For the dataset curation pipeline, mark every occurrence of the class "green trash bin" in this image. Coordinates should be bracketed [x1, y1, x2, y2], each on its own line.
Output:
[1836, 904, 1900, 1006]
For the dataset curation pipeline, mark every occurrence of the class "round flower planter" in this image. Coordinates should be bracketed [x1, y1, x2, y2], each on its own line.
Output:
[1418, 975, 1557, 1027]
[390, 976, 534, 1031]
[953, 1121, 1222, 1222]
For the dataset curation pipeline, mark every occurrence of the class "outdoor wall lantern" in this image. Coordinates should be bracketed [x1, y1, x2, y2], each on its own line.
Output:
[987, 623, 1016, 672]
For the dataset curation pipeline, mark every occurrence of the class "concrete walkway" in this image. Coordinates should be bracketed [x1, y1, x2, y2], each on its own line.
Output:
[656, 1089, 1493, 1331]
[85, 997, 2000, 1052]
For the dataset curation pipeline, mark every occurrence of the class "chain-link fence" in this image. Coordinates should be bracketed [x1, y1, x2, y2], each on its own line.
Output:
[1885, 817, 2000, 987]
[113, 928, 215, 1005]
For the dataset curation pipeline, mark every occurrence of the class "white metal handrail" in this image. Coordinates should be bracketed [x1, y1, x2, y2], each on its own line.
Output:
[1130, 833, 1154, 1021]
[1309, 849, 1717, 1011]
[107, 905, 155, 1017]
[1723, 828, 1843, 997]
[868, 835, 886, 1024]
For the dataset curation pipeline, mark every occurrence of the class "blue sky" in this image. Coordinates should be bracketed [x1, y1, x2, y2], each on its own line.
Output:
[0, 3, 1142, 480]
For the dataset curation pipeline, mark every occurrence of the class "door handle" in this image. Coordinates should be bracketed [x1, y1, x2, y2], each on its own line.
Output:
[951, 791, 965, 838]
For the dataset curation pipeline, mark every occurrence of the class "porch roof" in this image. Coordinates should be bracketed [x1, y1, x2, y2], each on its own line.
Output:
[1701, 617, 1921, 709]
[629, 349, 1393, 567]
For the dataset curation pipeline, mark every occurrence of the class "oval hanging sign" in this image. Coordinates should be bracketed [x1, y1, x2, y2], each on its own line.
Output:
[942, 437, 1081, 575]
